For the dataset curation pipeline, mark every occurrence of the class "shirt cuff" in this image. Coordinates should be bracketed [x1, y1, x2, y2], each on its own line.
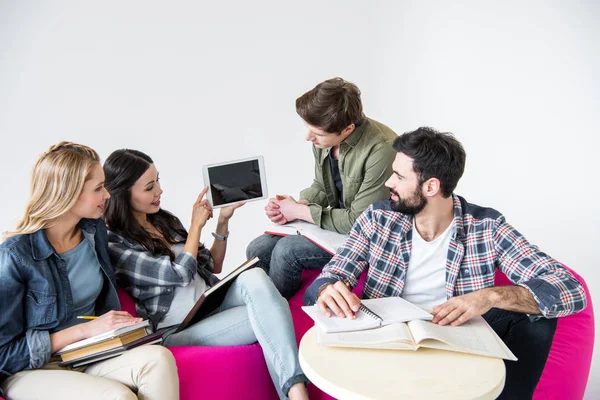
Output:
[307, 204, 323, 228]
[303, 277, 338, 306]
[518, 278, 561, 318]
[26, 329, 51, 369]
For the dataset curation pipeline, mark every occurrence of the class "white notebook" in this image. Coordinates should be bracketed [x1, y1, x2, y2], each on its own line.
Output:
[302, 297, 433, 333]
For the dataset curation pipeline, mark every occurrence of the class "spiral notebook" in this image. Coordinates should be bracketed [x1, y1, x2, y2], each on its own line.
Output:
[302, 297, 433, 333]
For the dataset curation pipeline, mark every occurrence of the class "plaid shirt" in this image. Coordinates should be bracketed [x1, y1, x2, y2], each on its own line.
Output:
[304, 195, 586, 319]
[107, 226, 218, 329]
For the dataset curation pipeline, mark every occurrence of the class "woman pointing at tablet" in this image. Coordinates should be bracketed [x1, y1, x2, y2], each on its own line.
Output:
[103, 149, 309, 400]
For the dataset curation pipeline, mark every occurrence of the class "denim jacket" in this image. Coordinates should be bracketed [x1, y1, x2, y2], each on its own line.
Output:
[0, 219, 120, 381]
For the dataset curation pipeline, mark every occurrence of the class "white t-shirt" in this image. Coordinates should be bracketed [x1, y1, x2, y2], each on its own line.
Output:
[157, 243, 207, 329]
[401, 221, 454, 310]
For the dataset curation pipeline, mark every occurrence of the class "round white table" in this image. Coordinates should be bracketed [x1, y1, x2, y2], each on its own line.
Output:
[299, 326, 506, 400]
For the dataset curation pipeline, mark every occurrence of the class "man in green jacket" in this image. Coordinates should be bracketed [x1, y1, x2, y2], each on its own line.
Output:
[246, 77, 397, 298]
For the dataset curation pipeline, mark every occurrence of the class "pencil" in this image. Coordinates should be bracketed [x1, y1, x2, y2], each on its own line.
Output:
[76, 316, 98, 320]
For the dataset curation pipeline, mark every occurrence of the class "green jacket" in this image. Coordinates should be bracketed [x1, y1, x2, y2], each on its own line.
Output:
[300, 118, 397, 234]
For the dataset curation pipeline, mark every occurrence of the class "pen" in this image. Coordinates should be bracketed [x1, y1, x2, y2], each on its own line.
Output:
[77, 316, 98, 320]
[344, 281, 357, 317]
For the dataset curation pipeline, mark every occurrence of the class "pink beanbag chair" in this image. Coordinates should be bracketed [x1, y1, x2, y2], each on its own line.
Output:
[118, 288, 278, 400]
[494, 267, 594, 399]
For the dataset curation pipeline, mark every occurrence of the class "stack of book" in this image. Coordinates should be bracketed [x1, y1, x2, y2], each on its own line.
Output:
[55, 320, 163, 367]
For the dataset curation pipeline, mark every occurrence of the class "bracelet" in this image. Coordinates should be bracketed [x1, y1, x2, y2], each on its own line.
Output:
[212, 231, 229, 241]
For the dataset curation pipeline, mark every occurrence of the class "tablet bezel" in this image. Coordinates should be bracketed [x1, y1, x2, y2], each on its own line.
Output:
[202, 156, 268, 209]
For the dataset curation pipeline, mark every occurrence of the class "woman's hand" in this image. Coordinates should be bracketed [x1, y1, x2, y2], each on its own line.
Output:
[83, 310, 142, 338]
[191, 187, 213, 230]
[219, 202, 245, 221]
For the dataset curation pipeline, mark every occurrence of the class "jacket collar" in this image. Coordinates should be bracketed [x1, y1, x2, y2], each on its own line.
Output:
[30, 218, 99, 260]
[318, 118, 370, 164]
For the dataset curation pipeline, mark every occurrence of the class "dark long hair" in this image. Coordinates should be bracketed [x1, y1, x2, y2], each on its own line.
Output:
[103, 149, 187, 260]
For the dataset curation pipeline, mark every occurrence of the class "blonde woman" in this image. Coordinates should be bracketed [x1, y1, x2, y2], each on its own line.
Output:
[0, 142, 179, 400]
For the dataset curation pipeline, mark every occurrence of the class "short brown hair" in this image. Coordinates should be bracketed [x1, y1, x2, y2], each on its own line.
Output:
[296, 77, 365, 134]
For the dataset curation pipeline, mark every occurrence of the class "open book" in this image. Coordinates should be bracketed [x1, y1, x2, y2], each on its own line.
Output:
[176, 257, 259, 332]
[316, 316, 517, 361]
[265, 221, 348, 255]
[302, 297, 433, 333]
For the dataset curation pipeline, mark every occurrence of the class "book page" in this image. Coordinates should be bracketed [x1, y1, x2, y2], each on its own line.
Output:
[302, 305, 380, 333]
[266, 221, 347, 254]
[361, 297, 434, 325]
[301, 225, 348, 255]
[316, 322, 416, 350]
[407, 317, 517, 361]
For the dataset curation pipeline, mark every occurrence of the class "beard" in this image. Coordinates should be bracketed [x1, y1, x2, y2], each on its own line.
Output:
[390, 187, 427, 215]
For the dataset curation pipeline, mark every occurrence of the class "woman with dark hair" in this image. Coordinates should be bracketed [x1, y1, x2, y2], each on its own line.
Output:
[103, 149, 309, 400]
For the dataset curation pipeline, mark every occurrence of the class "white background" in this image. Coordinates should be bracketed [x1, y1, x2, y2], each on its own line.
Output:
[1, 1, 598, 397]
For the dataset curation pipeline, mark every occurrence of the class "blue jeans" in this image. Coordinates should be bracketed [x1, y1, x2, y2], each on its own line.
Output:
[246, 234, 333, 299]
[162, 268, 308, 399]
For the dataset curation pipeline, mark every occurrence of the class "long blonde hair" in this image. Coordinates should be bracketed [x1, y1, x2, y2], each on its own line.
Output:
[4, 141, 101, 239]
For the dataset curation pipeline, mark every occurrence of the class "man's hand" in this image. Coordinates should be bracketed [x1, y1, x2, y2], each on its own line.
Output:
[317, 281, 361, 319]
[265, 195, 286, 224]
[277, 195, 308, 223]
[431, 290, 494, 326]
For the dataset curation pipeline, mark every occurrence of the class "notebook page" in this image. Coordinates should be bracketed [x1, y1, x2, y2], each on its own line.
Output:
[361, 297, 434, 325]
[302, 305, 380, 333]
[407, 317, 517, 361]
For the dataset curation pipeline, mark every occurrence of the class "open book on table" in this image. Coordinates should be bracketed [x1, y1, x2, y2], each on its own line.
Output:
[316, 315, 517, 361]
[265, 221, 348, 255]
[176, 257, 260, 332]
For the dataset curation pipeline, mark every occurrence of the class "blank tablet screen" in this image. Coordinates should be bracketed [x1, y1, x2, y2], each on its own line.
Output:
[206, 159, 264, 206]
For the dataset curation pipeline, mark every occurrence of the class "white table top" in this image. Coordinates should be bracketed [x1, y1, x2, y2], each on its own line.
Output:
[299, 326, 505, 400]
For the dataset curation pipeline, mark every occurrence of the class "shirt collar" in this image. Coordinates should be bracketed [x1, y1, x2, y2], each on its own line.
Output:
[318, 118, 369, 164]
[396, 194, 465, 240]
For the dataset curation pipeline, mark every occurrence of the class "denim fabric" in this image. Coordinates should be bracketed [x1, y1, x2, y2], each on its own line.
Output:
[162, 268, 308, 399]
[246, 234, 332, 299]
[0, 219, 120, 380]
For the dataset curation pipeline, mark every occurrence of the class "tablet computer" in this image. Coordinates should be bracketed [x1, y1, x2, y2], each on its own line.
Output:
[202, 156, 268, 209]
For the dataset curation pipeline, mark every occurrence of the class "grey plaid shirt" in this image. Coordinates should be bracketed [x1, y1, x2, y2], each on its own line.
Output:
[107, 227, 219, 329]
